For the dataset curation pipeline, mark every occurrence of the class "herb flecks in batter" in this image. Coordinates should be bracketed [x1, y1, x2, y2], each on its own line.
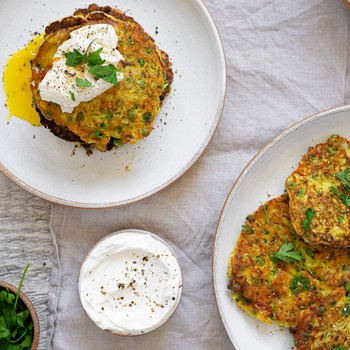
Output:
[290, 274, 310, 295]
[301, 208, 315, 231]
[335, 167, 350, 192]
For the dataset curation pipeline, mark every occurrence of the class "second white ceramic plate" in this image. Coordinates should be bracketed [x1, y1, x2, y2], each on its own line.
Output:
[0, 0, 226, 208]
[213, 105, 350, 349]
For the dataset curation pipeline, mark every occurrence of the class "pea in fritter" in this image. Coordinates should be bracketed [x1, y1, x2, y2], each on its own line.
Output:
[30, 4, 173, 152]
[286, 135, 350, 248]
[228, 194, 350, 328]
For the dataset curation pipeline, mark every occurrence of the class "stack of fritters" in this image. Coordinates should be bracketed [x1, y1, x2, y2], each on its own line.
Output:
[30, 4, 173, 152]
[228, 135, 350, 349]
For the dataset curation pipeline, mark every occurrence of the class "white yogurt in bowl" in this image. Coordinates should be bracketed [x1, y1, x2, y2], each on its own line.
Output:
[78, 229, 183, 336]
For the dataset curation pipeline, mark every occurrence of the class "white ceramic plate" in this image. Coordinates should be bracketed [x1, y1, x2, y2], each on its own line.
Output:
[213, 105, 350, 350]
[0, 0, 226, 208]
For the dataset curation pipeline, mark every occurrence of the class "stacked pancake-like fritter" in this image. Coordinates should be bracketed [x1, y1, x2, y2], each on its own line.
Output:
[30, 4, 173, 152]
[228, 135, 350, 349]
[286, 135, 350, 247]
[229, 195, 350, 328]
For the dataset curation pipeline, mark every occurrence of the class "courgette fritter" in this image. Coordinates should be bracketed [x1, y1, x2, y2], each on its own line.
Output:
[292, 287, 350, 350]
[228, 194, 350, 328]
[30, 4, 173, 152]
[286, 135, 350, 248]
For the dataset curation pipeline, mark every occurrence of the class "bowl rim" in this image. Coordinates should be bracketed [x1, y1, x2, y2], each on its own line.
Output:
[0, 280, 40, 350]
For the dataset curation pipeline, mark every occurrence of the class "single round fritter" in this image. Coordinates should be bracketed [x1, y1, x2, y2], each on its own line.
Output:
[292, 287, 350, 350]
[228, 194, 350, 328]
[30, 4, 173, 152]
[286, 135, 350, 247]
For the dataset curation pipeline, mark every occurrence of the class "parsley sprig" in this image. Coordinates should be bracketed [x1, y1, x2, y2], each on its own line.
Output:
[0, 263, 33, 350]
[335, 167, 350, 192]
[64, 40, 120, 87]
[271, 242, 303, 263]
[290, 274, 310, 295]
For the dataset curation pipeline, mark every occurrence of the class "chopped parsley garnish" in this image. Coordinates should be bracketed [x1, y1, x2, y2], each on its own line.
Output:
[142, 112, 152, 123]
[271, 242, 303, 263]
[69, 91, 75, 102]
[241, 225, 254, 235]
[88, 64, 119, 85]
[256, 256, 266, 266]
[330, 186, 339, 195]
[113, 138, 124, 147]
[260, 201, 270, 224]
[76, 78, 92, 88]
[339, 193, 350, 206]
[106, 111, 113, 120]
[305, 247, 315, 259]
[332, 347, 347, 350]
[290, 274, 310, 295]
[342, 302, 350, 316]
[64, 39, 104, 67]
[301, 208, 315, 231]
[64, 40, 120, 86]
[335, 167, 350, 192]
[94, 130, 103, 139]
[137, 59, 145, 66]
[345, 282, 350, 294]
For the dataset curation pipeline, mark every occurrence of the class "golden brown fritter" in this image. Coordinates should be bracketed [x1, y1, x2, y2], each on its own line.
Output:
[31, 4, 173, 152]
[286, 135, 350, 247]
[228, 194, 350, 328]
[292, 287, 350, 350]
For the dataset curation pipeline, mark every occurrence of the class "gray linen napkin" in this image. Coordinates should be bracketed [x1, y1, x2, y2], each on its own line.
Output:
[49, 0, 350, 349]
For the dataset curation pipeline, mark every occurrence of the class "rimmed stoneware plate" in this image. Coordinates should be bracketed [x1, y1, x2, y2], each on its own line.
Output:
[213, 105, 350, 349]
[0, 0, 226, 208]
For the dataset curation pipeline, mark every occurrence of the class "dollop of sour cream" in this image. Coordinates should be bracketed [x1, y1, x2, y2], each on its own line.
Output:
[39, 24, 124, 113]
[79, 230, 183, 336]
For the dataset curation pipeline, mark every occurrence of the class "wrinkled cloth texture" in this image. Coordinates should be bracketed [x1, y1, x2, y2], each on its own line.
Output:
[49, 1, 350, 349]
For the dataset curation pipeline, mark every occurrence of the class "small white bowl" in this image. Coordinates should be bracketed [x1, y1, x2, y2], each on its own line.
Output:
[78, 229, 183, 336]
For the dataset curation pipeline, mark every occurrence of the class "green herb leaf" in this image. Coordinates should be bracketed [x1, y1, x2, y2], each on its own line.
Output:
[137, 59, 145, 66]
[260, 201, 270, 224]
[332, 346, 347, 350]
[69, 91, 75, 102]
[142, 112, 152, 123]
[14, 263, 29, 310]
[86, 47, 105, 66]
[88, 64, 118, 85]
[76, 78, 92, 88]
[339, 193, 350, 206]
[113, 138, 124, 147]
[64, 49, 84, 67]
[336, 167, 350, 192]
[241, 225, 254, 235]
[301, 208, 315, 231]
[342, 302, 350, 316]
[271, 242, 303, 263]
[305, 247, 315, 259]
[290, 274, 310, 295]
[330, 186, 339, 195]
[94, 130, 103, 139]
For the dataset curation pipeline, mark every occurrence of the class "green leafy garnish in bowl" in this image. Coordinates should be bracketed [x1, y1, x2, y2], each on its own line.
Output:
[0, 263, 34, 350]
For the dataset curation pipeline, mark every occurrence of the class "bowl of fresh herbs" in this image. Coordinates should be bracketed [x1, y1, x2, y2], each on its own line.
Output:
[0, 264, 40, 350]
